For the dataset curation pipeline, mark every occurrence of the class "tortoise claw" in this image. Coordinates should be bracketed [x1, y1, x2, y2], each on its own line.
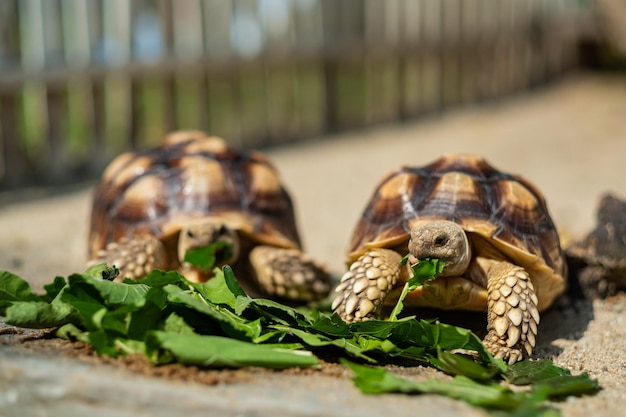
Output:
[250, 245, 330, 302]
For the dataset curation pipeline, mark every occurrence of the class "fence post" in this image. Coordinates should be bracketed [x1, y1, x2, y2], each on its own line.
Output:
[321, 0, 339, 134]
[0, 90, 27, 188]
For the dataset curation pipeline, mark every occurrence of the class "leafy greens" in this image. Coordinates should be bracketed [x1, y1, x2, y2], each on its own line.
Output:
[0, 257, 599, 416]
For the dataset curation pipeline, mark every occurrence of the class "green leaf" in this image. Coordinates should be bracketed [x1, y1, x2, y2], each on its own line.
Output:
[430, 350, 498, 381]
[408, 258, 446, 289]
[163, 313, 196, 335]
[3, 274, 76, 328]
[0, 271, 41, 304]
[163, 284, 261, 340]
[505, 359, 572, 385]
[235, 297, 314, 328]
[505, 359, 600, 399]
[342, 359, 527, 410]
[146, 331, 318, 369]
[42, 276, 68, 301]
[56, 323, 90, 343]
[191, 268, 237, 308]
[5, 299, 74, 328]
[66, 273, 150, 308]
[0, 264, 600, 416]
[389, 258, 445, 321]
[183, 241, 233, 273]
[223, 265, 247, 298]
[310, 314, 352, 338]
[132, 269, 189, 288]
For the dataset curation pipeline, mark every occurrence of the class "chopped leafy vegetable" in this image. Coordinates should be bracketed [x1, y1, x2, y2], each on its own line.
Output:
[342, 359, 598, 414]
[183, 241, 233, 273]
[0, 259, 599, 416]
[389, 257, 445, 321]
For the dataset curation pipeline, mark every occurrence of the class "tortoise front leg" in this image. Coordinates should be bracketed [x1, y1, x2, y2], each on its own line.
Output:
[332, 249, 409, 322]
[90, 235, 168, 281]
[249, 245, 331, 302]
[474, 257, 540, 364]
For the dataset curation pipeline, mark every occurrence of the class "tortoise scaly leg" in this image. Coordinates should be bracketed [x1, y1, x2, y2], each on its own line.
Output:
[475, 257, 539, 364]
[332, 249, 409, 322]
[249, 245, 331, 302]
[90, 235, 168, 281]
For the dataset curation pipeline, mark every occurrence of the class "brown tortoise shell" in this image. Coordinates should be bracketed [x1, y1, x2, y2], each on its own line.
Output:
[88, 131, 301, 259]
[346, 154, 566, 310]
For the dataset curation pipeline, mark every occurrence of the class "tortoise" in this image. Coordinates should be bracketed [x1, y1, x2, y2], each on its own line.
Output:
[332, 154, 567, 363]
[566, 193, 626, 299]
[88, 130, 330, 302]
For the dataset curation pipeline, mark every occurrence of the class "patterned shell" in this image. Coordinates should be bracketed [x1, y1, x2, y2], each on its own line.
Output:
[347, 154, 566, 307]
[88, 131, 301, 258]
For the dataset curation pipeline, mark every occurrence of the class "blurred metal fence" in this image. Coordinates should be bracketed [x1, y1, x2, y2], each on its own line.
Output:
[0, 0, 592, 189]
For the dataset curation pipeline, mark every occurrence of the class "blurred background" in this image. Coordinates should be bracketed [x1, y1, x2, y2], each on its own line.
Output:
[0, 0, 624, 191]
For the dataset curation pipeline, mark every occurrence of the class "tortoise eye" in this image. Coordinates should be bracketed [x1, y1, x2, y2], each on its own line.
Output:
[186, 229, 195, 238]
[434, 235, 447, 246]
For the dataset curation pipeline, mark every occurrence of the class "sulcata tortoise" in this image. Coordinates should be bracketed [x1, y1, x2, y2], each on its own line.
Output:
[88, 130, 330, 302]
[566, 193, 626, 299]
[332, 154, 567, 363]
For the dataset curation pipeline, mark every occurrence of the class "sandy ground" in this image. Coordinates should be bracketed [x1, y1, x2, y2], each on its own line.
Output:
[1, 73, 626, 416]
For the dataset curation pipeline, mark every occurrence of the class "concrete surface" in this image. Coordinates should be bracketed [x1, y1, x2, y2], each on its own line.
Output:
[1, 73, 626, 416]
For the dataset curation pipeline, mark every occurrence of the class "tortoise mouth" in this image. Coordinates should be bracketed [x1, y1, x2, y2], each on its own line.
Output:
[213, 243, 235, 266]
[386, 276, 488, 311]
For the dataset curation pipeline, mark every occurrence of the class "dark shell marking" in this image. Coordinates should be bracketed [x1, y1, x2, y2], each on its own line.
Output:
[88, 131, 300, 258]
[347, 154, 566, 306]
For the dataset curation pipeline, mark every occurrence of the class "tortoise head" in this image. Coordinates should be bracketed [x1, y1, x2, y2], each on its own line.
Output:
[408, 220, 471, 277]
[178, 219, 240, 269]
